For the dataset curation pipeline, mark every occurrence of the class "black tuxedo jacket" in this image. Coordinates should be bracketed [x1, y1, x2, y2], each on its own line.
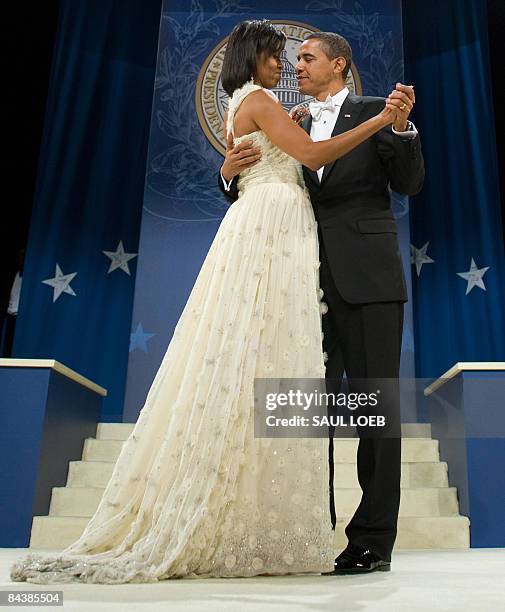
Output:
[218, 93, 425, 304]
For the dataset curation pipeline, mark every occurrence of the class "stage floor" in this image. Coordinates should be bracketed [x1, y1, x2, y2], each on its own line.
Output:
[1, 549, 504, 611]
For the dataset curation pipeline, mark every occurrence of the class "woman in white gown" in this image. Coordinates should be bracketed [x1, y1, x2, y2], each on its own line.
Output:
[11, 20, 396, 584]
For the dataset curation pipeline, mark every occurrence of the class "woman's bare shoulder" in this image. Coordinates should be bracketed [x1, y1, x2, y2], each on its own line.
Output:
[261, 88, 281, 103]
[241, 88, 282, 112]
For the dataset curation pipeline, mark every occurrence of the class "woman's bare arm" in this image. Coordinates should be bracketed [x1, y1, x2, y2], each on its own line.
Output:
[245, 90, 395, 171]
[221, 110, 262, 181]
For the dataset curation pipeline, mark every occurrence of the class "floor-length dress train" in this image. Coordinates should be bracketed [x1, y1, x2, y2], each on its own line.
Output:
[10, 81, 336, 584]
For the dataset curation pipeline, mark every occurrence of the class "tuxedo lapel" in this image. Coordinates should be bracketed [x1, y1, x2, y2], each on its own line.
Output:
[320, 93, 364, 187]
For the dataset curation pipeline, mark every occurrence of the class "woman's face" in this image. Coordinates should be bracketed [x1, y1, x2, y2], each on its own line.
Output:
[254, 50, 283, 88]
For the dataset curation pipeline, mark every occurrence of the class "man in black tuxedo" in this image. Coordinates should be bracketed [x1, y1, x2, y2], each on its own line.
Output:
[218, 32, 424, 574]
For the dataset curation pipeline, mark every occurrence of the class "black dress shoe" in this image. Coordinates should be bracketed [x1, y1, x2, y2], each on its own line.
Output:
[322, 546, 391, 575]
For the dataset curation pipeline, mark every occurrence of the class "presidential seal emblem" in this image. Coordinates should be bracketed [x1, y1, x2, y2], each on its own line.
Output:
[195, 20, 362, 156]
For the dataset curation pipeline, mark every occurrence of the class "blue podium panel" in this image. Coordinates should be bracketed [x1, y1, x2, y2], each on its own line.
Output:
[426, 364, 505, 547]
[0, 360, 106, 547]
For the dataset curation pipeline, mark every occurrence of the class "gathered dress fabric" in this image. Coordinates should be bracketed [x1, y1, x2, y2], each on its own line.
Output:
[10, 81, 336, 584]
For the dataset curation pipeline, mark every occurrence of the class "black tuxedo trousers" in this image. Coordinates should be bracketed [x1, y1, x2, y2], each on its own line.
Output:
[319, 231, 403, 562]
[298, 94, 423, 561]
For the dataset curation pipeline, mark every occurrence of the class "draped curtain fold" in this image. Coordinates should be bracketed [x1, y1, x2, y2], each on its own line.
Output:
[12, 0, 162, 419]
[403, 0, 505, 378]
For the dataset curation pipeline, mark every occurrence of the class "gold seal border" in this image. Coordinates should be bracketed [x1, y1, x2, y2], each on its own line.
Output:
[195, 19, 363, 157]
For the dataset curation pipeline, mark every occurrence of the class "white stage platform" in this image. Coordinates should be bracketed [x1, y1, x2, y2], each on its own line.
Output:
[1, 548, 504, 611]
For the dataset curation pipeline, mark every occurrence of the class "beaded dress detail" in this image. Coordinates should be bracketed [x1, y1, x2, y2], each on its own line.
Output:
[10, 81, 336, 584]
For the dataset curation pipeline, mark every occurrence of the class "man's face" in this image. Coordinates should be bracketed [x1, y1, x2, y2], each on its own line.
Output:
[295, 39, 344, 99]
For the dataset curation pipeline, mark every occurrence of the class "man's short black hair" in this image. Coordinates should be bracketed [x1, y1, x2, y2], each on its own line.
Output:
[305, 32, 352, 81]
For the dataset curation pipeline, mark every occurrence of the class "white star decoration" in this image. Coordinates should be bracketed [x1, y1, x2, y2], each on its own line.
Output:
[42, 264, 77, 302]
[129, 323, 155, 353]
[410, 242, 435, 276]
[103, 240, 137, 275]
[457, 258, 490, 295]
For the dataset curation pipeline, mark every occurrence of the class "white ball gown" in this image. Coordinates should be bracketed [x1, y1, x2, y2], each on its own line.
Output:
[10, 81, 336, 584]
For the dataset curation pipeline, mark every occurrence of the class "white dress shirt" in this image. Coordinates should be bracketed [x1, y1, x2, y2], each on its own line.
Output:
[310, 87, 350, 181]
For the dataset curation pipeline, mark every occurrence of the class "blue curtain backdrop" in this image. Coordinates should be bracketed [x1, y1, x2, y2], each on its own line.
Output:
[11, 0, 162, 419]
[122, 0, 412, 421]
[403, 0, 505, 378]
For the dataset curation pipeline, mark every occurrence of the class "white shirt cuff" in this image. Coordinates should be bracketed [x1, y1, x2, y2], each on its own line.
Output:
[392, 120, 418, 140]
[220, 171, 233, 192]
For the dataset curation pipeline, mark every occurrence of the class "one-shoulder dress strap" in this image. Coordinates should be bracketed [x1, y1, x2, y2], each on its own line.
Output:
[226, 81, 263, 138]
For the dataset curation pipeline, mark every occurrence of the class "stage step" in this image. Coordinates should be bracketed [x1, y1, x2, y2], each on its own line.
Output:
[48, 484, 459, 519]
[334, 461, 449, 488]
[386, 516, 470, 550]
[28, 422, 470, 551]
[67, 459, 449, 489]
[29, 515, 470, 551]
[95, 421, 433, 441]
[82, 436, 440, 463]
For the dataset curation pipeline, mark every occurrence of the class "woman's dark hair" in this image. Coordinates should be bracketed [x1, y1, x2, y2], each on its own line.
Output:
[221, 20, 286, 96]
